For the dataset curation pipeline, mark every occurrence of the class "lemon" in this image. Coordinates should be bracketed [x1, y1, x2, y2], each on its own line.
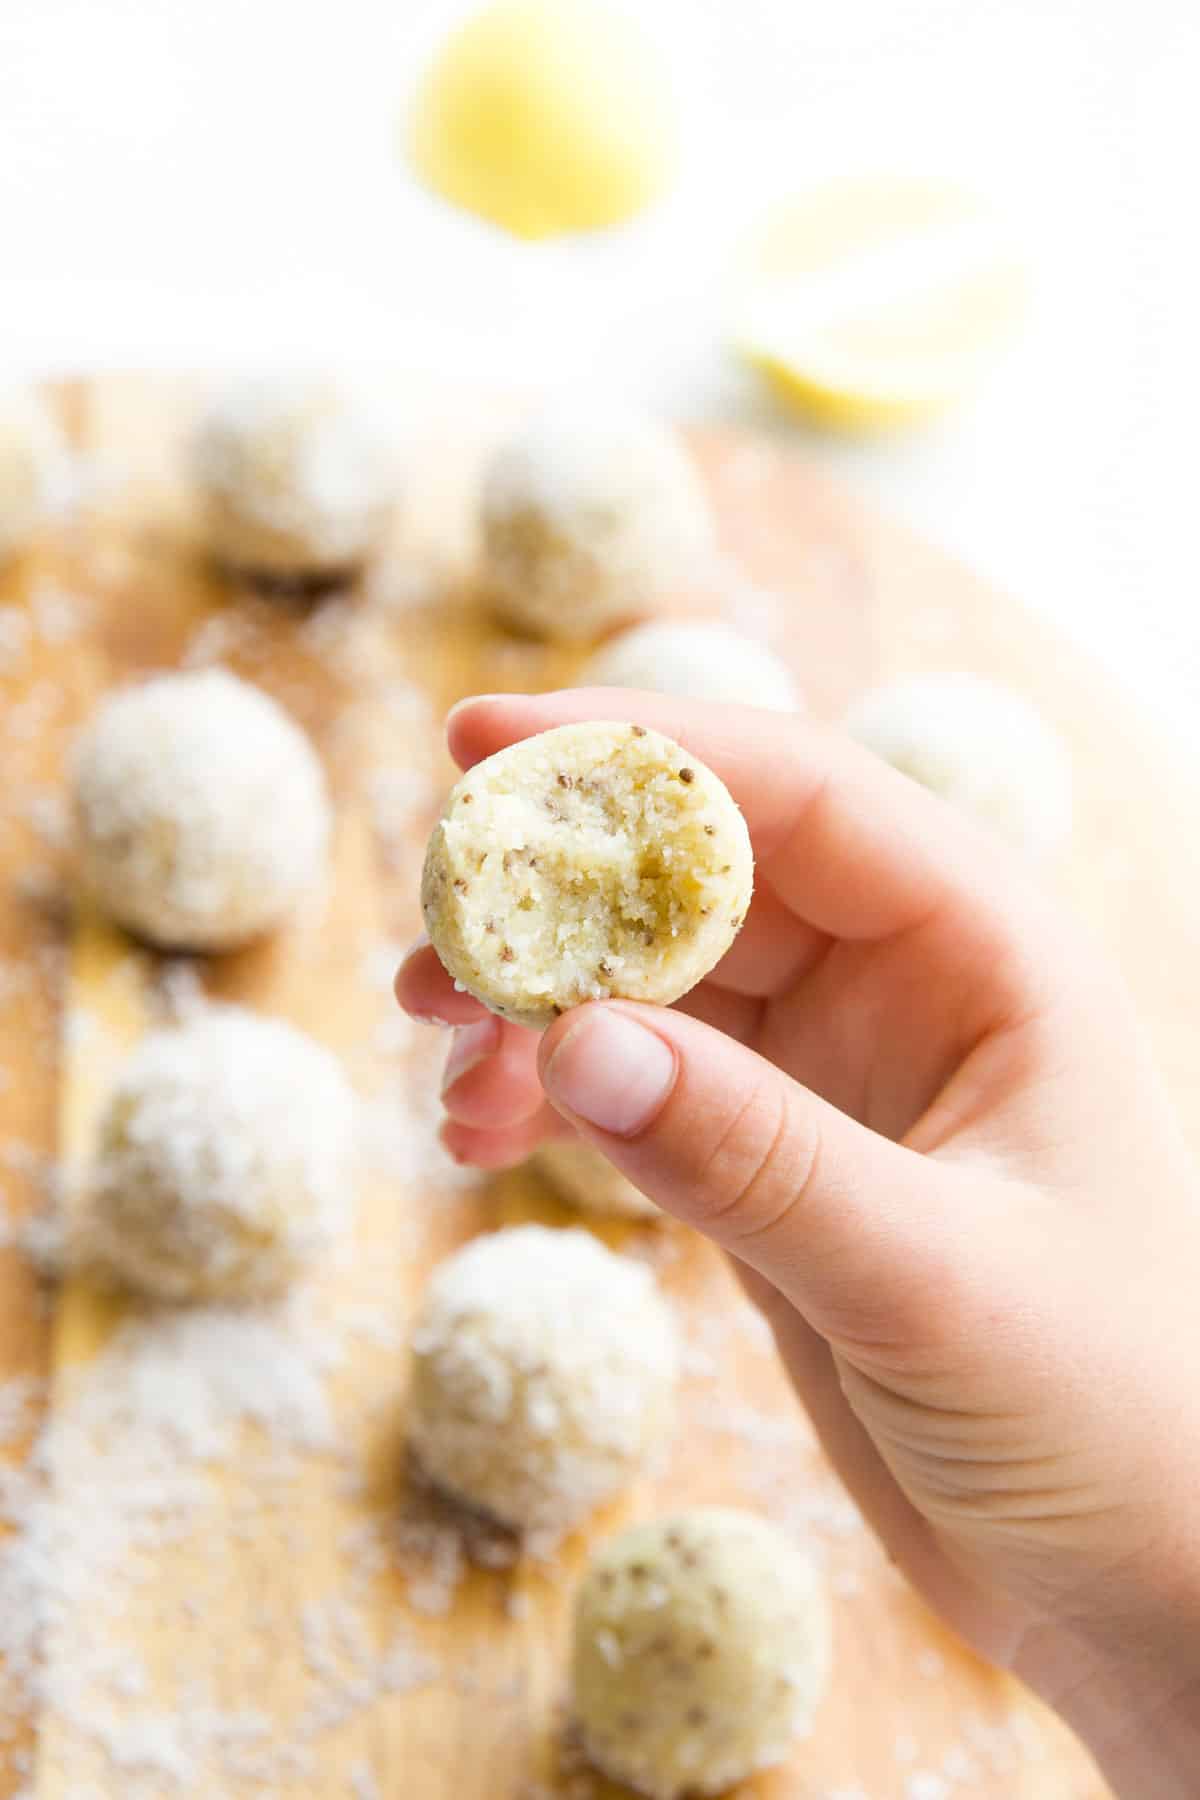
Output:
[407, 0, 674, 240]
[732, 178, 1027, 430]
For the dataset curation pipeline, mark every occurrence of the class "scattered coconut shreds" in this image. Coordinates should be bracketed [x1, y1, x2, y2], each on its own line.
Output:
[16, 788, 69, 852]
[150, 955, 207, 1024]
[0, 906, 472, 1794]
[29, 583, 87, 645]
[0, 605, 32, 673]
[941, 1745, 979, 1782]
[180, 609, 254, 671]
[350, 1757, 382, 1800]
[0, 1140, 63, 1207]
[0, 1202, 68, 1278]
[390, 1470, 520, 1618]
[0, 1292, 440, 1793]
[0, 1375, 44, 1445]
[894, 1731, 920, 1766]
[905, 1774, 951, 1800]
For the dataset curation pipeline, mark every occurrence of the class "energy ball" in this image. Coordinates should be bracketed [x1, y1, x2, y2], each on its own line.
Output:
[408, 1224, 678, 1537]
[572, 1508, 831, 1799]
[189, 377, 396, 583]
[421, 721, 753, 1029]
[479, 402, 715, 640]
[535, 1138, 658, 1221]
[581, 619, 801, 713]
[845, 671, 1072, 860]
[74, 668, 330, 951]
[0, 385, 69, 567]
[87, 1008, 355, 1302]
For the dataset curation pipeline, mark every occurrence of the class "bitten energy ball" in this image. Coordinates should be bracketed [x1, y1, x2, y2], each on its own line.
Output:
[408, 1225, 678, 1537]
[535, 1138, 658, 1221]
[582, 619, 801, 713]
[189, 377, 396, 582]
[479, 401, 715, 640]
[87, 1008, 355, 1302]
[421, 721, 753, 1029]
[0, 385, 69, 567]
[845, 671, 1072, 860]
[572, 1508, 831, 1800]
[74, 668, 330, 951]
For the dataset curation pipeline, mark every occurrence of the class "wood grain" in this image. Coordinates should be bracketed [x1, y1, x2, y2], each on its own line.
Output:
[6, 376, 1187, 1797]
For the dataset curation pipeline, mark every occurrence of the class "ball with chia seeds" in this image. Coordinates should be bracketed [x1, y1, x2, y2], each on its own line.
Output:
[420, 720, 753, 1029]
[572, 1507, 831, 1799]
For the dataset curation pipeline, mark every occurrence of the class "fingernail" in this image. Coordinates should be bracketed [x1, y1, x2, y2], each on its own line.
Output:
[542, 1009, 677, 1138]
[441, 1017, 500, 1094]
[446, 693, 506, 726]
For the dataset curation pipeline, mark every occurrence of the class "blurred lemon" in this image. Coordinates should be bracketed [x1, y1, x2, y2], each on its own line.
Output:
[733, 179, 1027, 430]
[407, 0, 674, 240]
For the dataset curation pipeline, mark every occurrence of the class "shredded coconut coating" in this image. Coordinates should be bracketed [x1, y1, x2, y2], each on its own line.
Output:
[534, 1138, 659, 1221]
[0, 384, 70, 566]
[407, 1225, 678, 1536]
[189, 377, 397, 579]
[421, 721, 753, 1029]
[582, 618, 802, 712]
[572, 1507, 831, 1800]
[845, 671, 1073, 860]
[480, 401, 716, 640]
[73, 668, 330, 951]
[86, 1007, 355, 1302]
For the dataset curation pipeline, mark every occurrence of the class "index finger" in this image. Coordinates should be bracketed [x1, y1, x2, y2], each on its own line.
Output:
[446, 689, 1028, 943]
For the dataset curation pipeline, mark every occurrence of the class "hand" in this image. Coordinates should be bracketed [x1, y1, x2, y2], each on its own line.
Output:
[397, 691, 1200, 1794]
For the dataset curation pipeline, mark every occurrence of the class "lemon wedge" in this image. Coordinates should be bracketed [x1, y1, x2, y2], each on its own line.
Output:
[733, 179, 1027, 430]
[407, 0, 674, 241]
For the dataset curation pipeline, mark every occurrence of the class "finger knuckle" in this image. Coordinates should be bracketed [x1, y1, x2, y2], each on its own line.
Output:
[700, 1085, 819, 1247]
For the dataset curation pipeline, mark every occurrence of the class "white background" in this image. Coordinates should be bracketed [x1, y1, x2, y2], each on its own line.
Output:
[3, 0, 1198, 744]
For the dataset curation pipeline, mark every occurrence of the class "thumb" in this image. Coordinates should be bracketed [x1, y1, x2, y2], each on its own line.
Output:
[538, 1001, 975, 1352]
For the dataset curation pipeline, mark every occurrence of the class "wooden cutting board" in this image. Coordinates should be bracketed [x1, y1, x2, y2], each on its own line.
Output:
[6, 375, 1196, 1799]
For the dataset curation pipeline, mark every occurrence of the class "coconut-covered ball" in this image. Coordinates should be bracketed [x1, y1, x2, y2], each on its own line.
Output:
[408, 1225, 678, 1537]
[535, 1138, 658, 1221]
[421, 721, 753, 1029]
[0, 385, 69, 566]
[189, 377, 396, 582]
[572, 1508, 831, 1799]
[581, 619, 801, 713]
[73, 668, 330, 951]
[87, 1008, 355, 1302]
[845, 671, 1072, 860]
[479, 401, 715, 640]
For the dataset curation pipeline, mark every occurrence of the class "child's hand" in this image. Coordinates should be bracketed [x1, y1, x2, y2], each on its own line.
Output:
[397, 691, 1200, 1794]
